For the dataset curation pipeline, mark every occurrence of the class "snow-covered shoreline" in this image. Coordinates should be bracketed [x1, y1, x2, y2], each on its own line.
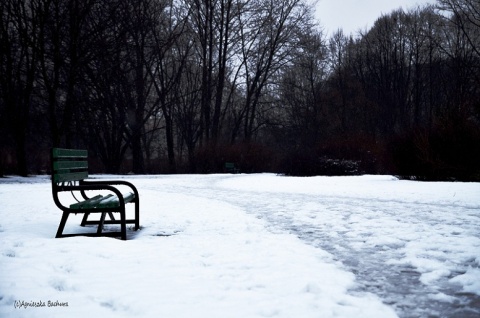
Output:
[1, 174, 479, 317]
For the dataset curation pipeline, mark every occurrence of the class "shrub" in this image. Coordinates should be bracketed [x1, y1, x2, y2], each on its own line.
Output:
[389, 119, 480, 181]
[278, 135, 378, 176]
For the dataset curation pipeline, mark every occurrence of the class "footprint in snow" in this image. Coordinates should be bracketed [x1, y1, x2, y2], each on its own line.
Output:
[3, 250, 15, 257]
[49, 277, 75, 292]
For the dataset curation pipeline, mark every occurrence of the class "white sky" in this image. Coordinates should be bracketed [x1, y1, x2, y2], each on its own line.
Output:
[315, 0, 438, 36]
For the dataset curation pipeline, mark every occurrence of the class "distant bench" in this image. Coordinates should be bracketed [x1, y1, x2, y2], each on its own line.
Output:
[225, 162, 240, 174]
[51, 148, 140, 240]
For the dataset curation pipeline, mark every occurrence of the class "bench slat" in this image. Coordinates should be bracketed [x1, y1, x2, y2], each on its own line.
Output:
[98, 192, 135, 208]
[53, 171, 89, 183]
[69, 192, 135, 210]
[52, 148, 87, 158]
[70, 195, 104, 209]
[53, 160, 88, 171]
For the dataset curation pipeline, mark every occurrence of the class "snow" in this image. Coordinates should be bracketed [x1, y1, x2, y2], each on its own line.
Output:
[0, 174, 479, 317]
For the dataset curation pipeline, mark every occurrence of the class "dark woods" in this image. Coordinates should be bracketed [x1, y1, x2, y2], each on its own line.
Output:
[1, 0, 479, 180]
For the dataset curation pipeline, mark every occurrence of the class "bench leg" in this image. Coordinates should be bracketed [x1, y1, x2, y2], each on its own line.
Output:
[56, 212, 70, 238]
[80, 212, 90, 226]
[60, 205, 133, 240]
[134, 199, 140, 231]
[120, 207, 127, 240]
[97, 212, 107, 234]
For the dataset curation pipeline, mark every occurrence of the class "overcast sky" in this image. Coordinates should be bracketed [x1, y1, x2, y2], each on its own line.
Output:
[315, 0, 438, 36]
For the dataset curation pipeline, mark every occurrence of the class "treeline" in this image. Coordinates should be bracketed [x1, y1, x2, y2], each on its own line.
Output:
[1, 0, 479, 180]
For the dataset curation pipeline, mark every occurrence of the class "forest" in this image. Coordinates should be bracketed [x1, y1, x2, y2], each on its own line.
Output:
[1, 0, 479, 180]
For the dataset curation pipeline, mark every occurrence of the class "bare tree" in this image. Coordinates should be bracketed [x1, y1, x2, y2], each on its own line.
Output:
[0, 0, 40, 175]
[437, 0, 480, 57]
[185, 0, 244, 146]
[236, 0, 315, 141]
[148, 1, 192, 173]
[279, 29, 327, 147]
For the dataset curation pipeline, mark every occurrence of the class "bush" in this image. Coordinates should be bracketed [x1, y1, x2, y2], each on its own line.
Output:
[389, 120, 480, 181]
[278, 135, 379, 176]
[279, 150, 361, 176]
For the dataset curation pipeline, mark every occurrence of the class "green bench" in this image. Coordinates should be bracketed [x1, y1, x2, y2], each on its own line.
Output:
[51, 148, 140, 240]
[225, 162, 240, 173]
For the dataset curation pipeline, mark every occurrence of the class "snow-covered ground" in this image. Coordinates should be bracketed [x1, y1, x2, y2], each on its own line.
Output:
[0, 174, 479, 317]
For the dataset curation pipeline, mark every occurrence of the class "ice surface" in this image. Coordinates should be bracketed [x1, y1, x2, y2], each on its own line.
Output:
[0, 174, 479, 317]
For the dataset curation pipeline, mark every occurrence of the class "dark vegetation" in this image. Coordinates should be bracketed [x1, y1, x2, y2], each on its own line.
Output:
[1, 0, 479, 181]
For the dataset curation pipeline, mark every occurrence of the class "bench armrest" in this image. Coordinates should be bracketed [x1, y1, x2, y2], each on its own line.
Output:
[79, 179, 139, 200]
[53, 183, 131, 211]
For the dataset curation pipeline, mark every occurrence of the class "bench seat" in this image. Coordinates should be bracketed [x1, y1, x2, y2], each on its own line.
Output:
[70, 192, 135, 209]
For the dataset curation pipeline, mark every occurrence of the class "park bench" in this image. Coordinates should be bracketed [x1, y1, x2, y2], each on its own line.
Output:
[225, 162, 240, 173]
[51, 148, 140, 240]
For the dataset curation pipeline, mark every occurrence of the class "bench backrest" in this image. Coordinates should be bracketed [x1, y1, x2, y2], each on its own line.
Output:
[52, 148, 88, 183]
